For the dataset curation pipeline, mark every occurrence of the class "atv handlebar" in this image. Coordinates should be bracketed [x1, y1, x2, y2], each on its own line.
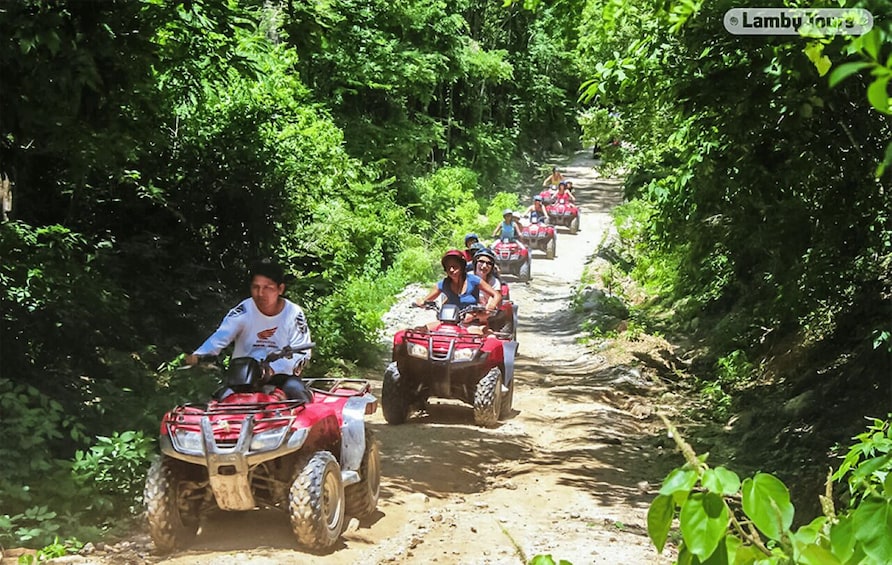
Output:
[413, 301, 492, 315]
[263, 342, 316, 364]
[181, 342, 315, 369]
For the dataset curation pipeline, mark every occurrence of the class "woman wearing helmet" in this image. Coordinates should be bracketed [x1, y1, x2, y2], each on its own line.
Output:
[524, 195, 550, 224]
[542, 166, 564, 188]
[466, 241, 486, 271]
[473, 248, 511, 332]
[472, 248, 502, 296]
[492, 209, 523, 242]
[416, 250, 501, 313]
[554, 181, 575, 204]
[463, 233, 480, 263]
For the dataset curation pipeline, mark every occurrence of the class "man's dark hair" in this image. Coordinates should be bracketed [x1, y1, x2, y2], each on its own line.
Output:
[249, 259, 285, 285]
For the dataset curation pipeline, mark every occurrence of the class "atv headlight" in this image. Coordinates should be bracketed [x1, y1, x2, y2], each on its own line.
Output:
[408, 342, 428, 359]
[286, 428, 309, 450]
[172, 429, 204, 455]
[453, 347, 477, 362]
[249, 427, 288, 452]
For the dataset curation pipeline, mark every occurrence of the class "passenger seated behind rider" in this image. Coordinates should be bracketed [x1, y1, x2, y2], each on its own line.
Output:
[466, 241, 486, 272]
[492, 209, 524, 243]
[473, 248, 510, 331]
[415, 250, 501, 332]
[524, 195, 550, 224]
[462, 233, 480, 263]
[183, 259, 313, 403]
[554, 181, 576, 204]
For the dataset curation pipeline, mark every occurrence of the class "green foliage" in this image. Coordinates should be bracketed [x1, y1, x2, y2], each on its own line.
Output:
[16, 537, 84, 564]
[0, 0, 590, 548]
[0, 379, 85, 471]
[832, 417, 892, 505]
[412, 166, 482, 241]
[576, 0, 892, 435]
[71, 431, 155, 512]
[648, 416, 892, 564]
[529, 555, 573, 565]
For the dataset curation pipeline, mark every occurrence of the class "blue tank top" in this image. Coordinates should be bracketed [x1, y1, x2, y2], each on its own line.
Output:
[437, 273, 482, 307]
[498, 221, 517, 241]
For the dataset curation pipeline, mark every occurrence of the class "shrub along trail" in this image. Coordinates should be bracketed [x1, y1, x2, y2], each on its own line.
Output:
[82, 152, 679, 565]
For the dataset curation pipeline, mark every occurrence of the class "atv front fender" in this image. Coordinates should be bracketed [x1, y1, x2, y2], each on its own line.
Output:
[340, 394, 377, 485]
[501, 339, 519, 391]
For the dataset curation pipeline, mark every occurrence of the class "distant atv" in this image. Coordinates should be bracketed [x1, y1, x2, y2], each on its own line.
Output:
[382, 302, 518, 427]
[520, 216, 556, 259]
[538, 188, 556, 205]
[145, 344, 380, 554]
[492, 238, 532, 281]
[546, 201, 580, 234]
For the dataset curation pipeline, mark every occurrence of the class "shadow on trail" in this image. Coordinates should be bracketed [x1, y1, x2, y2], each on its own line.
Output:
[511, 355, 681, 512]
[373, 419, 536, 499]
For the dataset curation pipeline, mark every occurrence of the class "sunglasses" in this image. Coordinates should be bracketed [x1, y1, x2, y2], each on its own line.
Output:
[477, 260, 494, 266]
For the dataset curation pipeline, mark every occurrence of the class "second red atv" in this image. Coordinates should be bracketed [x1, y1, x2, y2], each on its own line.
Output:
[520, 217, 556, 259]
[145, 344, 380, 554]
[382, 302, 518, 427]
[546, 201, 580, 234]
[492, 238, 532, 281]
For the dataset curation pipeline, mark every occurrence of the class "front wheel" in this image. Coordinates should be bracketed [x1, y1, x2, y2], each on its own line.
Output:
[545, 237, 555, 259]
[474, 367, 503, 427]
[382, 361, 411, 424]
[569, 216, 580, 234]
[289, 451, 346, 551]
[144, 457, 202, 554]
[345, 429, 381, 519]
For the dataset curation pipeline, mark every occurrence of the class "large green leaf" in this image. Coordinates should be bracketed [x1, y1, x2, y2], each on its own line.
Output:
[790, 517, 837, 565]
[660, 467, 699, 496]
[852, 497, 892, 563]
[830, 514, 855, 563]
[648, 494, 675, 553]
[828, 61, 872, 87]
[741, 473, 794, 541]
[680, 492, 730, 561]
[867, 77, 891, 114]
[702, 467, 741, 496]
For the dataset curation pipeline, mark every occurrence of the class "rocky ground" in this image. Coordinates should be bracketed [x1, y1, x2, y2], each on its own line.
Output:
[14, 151, 689, 565]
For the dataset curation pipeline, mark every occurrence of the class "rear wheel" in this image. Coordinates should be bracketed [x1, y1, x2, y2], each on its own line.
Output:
[345, 429, 380, 518]
[518, 258, 531, 282]
[382, 362, 411, 424]
[289, 451, 345, 551]
[144, 457, 202, 554]
[545, 237, 555, 259]
[569, 216, 580, 234]
[474, 367, 502, 427]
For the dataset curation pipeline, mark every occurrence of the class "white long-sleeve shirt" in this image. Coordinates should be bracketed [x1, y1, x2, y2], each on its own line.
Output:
[192, 297, 311, 375]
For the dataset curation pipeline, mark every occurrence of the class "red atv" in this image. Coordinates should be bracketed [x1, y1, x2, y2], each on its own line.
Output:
[520, 216, 556, 259]
[382, 302, 518, 427]
[145, 344, 380, 554]
[538, 188, 556, 204]
[546, 200, 580, 234]
[492, 238, 532, 281]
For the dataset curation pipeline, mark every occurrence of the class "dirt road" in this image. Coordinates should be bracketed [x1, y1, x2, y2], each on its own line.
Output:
[81, 152, 678, 565]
